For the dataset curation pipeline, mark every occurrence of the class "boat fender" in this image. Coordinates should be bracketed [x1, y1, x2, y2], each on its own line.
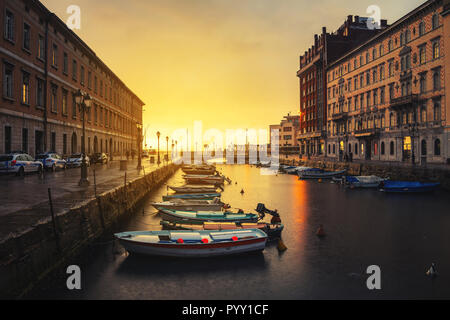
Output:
[232, 236, 239, 241]
[177, 238, 184, 244]
[201, 238, 209, 244]
[277, 239, 287, 252]
[240, 189, 245, 194]
[316, 225, 326, 237]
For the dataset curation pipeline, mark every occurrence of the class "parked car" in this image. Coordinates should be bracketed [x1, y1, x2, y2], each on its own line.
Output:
[90, 152, 108, 164]
[36, 152, 67, 171]
[0, 153, 43, 176]
[66, 153, 90, 168]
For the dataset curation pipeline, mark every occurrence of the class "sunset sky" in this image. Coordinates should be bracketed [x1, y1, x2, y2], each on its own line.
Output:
[42, 0, 424, 149]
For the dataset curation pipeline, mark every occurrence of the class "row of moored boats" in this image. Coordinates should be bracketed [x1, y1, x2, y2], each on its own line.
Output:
[279, 165, 440, 193]
[115, 164, 284, 257]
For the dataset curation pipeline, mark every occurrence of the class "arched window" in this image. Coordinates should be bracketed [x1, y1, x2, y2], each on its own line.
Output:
[390, 141, 395, 155]
[333, 144, 336, 154]
[421, 140, 427, 156]
[419, 21, 425, 36]
[381, 142, 385, 155]
[328, 144, 331, 154]
[434, 139, 441, 156]
[405, 30, 411, 43]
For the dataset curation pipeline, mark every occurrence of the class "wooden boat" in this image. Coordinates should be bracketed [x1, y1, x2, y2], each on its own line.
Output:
[162, 193, 221, 201]
[183, 174, 226, 185]
[379, 181, 440, 193]
[182, 168, 216, 175]
[298, 168, 347, 179]
[115, 229, 267, 257]
[168, 185, 219, 193]
[158, 208, 259, 224]
[161, 221, 284, 238]
[345, 175, 387, 188]
[151, 198, 225, 211]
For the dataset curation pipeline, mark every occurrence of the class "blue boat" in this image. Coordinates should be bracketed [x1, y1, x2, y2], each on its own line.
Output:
[380, 180, 440, 193]
[162, 193, 221, 201]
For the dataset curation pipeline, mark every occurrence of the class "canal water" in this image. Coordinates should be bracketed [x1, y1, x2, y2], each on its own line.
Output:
[27, 165, 450, 299]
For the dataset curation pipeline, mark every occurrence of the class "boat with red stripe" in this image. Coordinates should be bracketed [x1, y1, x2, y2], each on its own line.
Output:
[114, 229, 267, 257]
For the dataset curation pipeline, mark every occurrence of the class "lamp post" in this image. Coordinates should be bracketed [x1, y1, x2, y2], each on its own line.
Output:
[408, 122, 418, 165]
[166, 136, 169, 163]
[136, 123, 142, 170]
[171, 140, 174, 163]
[74, 89, 92, 187]
[157, 131, 161, 166]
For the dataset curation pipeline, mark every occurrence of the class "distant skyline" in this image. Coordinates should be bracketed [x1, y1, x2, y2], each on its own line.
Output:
[42, 0, 425, 149]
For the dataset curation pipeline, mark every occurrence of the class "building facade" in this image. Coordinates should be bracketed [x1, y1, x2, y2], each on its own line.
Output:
[297, 16, 388, 159]
[326, 0, 449, 165]
[0, 0, 144, 158]
[271, 114, 300, 158]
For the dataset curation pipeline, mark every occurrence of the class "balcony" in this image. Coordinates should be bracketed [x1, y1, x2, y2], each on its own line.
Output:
[354, 128, 380, 138]
[390, 94, 419, 109]
[331, 111, 348, 121]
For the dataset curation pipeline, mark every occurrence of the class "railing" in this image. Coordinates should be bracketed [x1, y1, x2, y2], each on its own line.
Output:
[331, 111, 348, 121]
[390, 94, 419, 108]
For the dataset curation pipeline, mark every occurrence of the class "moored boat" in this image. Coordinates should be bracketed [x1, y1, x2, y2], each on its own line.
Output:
[151, 197, 225, 211]
[168, 185, 219, 193]
[183, 174, 227, 185]
[162, 193, 221, 201]
[379, 180, 440, 193]
[345, 175, 387, 188]
[158, 208, 259, 224]
[114, 229, 268, 257]
[298, 168, 347, 179]
[160, 221, 284, 238]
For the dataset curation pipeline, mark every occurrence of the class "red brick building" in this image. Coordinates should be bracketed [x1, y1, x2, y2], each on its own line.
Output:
[297, 16, 387, 159]
[326, 0, 449, 165]
[0, 0, 144, 158]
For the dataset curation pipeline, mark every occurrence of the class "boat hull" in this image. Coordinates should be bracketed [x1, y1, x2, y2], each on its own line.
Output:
[299, 169, 347, 179]
[152, 203, 224, 211]
[380, 181, 440, 193]
[118, 237, 266, 257]
[162, 193, 221, 201]
[159, 209, 259, 224]
[168, 186, 218, 193]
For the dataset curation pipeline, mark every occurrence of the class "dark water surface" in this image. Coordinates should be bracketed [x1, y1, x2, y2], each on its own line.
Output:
[27, 165, 450, 299]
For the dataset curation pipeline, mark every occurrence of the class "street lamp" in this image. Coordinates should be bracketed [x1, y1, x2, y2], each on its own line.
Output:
[136, 123, 142, 170]
[166, 136, 169, 163]
[74, 89, 92, 187]
[157, 131, 161, 165]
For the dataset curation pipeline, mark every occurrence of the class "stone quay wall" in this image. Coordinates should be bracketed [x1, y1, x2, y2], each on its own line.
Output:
[0, 164, 179, 299]
[280, 158, 450, 190]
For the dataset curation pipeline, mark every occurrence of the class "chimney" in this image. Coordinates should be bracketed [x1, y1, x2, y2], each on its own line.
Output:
[314, 34, 318, 46]
[347, 15, 353, 24]
[322, 26, 327, 35]
[355, 15, 360, 23]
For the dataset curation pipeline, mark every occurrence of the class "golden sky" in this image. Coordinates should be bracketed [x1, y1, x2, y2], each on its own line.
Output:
[42, 0, 424, 149]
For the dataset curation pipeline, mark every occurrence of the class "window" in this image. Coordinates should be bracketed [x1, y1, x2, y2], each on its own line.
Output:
[94, 76, 98, 93]
[22, 71, 30, 105]
[3, 63, 14, 99]
[88, 71, 92, 89]
[380, 87, 385, 104]
[4, 126, 12, 154]
[23, 23, 31, 51]
[36, 78, 44, 107]
[62, 89, 68, 115]
[379, 44, 384, 56]
[421, 140, 427, 156]
[389, 84, 394, 101]
[390, 141, 395, 155]
[63, 134, 67, 155]
[51, 132, 56, 152]
[72, 93, 77, 119]
[400, 33, 404, 46]
[405, 30, 411, 43]
[4, 10, 14, 41]
[432, 13, 439, 30]
[419, 46, 426, 64]
[63, 53, 68, 74]
[421, 106, 427, 123]
[433, 69, 441, 91]
[433, 100, 441, 121]
[388, 61, 394, 77]
[80, 66, 85, 85]
[52, 44, 58, 67]
[381, 142, 385, 155]
[390, 113, 394, 127]
[419, 21, 425, 36]
[434, 139, 441, 156]
[51, 85, 57, 113]
[38, 35, 45, 60]
[420, 74, 427, 93]
[388, 40, 393, 52]
[72, 60, 77, 80]
[22, 128, 28, 154]
[432, 41, 440, 60]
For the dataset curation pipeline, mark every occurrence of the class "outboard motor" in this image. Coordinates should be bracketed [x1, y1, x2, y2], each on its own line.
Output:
[256, 203, 281, 223]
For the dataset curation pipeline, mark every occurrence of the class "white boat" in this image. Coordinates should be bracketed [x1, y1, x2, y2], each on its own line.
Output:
[114, 229, 268, 257]
[345, 176, 387, 188]
[158, 208, 259, 224]
[150, 197, 225, 211]
[298, 168, 347, 179]
[284, 166, 311, 174]
[183, 174, 227, 185]
[168, 185, 219, 193]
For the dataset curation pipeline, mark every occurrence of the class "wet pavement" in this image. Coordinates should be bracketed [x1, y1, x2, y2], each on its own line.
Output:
[0, 158, 168, 241]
